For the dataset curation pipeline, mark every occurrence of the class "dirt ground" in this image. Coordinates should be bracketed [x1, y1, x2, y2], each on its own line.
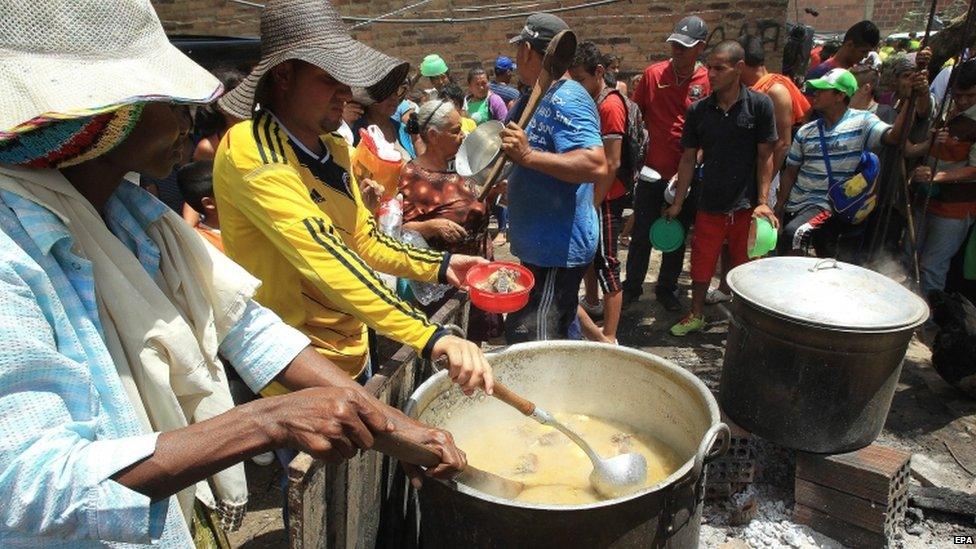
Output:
[230, 231, 976, 547]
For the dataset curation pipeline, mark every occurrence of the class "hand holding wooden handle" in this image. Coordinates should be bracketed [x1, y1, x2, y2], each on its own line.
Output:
[490, 381, 537, 417]
[372, 431, 524, 499]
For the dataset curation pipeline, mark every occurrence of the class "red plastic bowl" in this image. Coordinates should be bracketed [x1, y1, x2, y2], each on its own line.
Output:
[465, 262, 535, 313]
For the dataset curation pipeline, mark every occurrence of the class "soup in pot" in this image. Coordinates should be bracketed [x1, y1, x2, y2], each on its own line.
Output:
[451, 413, 681, 504]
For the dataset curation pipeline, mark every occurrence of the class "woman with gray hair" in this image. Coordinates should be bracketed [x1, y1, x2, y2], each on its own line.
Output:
[400, 99, 504, 341]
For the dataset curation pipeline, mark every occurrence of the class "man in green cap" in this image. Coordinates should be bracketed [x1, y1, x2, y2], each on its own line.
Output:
[421, 54, 451, 92]
[776, 67, 919, 256]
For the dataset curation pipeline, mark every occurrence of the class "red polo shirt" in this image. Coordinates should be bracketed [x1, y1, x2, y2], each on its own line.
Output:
[630, 60, 710, 181]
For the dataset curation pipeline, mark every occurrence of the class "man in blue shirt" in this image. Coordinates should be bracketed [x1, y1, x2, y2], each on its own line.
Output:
[500, 13, 609, 343]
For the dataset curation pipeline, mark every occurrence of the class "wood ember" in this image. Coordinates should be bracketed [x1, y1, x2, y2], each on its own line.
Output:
[909, 485, 976, 518]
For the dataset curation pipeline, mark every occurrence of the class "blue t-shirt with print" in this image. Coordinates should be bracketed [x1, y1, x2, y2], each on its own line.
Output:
[508, 79, 603, 268]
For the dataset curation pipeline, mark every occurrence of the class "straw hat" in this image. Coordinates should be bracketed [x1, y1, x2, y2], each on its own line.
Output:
[0, 0, 220, 142]
[219, 0, 410, 120]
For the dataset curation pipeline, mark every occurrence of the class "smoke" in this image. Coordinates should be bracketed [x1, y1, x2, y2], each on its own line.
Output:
[865, 251, 913, 288]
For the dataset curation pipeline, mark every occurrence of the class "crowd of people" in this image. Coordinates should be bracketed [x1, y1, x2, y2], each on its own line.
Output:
[0, 0, 974, 546]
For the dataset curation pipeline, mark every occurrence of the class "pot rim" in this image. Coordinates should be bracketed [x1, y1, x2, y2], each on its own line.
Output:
[727, 257, 930, 332]
[405, 340, 722, 511]
[730, 292, 928, 334]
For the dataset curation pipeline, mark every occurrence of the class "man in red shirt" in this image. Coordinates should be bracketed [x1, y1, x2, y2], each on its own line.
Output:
[623, 15, 711, 311]
[570, 41, 628, 343]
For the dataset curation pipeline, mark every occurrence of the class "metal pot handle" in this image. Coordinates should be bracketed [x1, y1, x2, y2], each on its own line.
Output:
[692, 422, 731, 480]
[657, 422, 730, 543]
[808, 258, 840, 272]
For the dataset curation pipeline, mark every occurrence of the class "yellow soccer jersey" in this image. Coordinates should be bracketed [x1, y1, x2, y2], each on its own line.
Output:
[214, 111, 449, 382]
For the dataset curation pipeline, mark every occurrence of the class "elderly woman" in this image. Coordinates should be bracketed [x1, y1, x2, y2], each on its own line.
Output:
[400, 99, 504, 342]
[0, 1, 467, 546]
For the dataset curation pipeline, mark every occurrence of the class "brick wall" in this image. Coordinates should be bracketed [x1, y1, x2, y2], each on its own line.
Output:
[785, 0, 964, 34]
[152, 0, 791, 78]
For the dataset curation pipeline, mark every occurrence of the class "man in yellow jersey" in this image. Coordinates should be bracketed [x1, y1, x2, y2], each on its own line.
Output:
[215, 0, 493, 396]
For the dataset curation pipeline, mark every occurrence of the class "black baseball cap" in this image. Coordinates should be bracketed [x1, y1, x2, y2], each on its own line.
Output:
[510, 13, 570, 53]
[667, 16, 709, 48]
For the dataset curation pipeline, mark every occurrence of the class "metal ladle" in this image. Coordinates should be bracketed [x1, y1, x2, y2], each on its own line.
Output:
[491, 382, 649, 499]
[433, 325, 648, 499]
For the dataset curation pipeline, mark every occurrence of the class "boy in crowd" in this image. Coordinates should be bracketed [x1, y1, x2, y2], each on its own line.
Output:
[663, 41, 778, 336]
[490, 55, 522, 107]
[570, 41, 630, 344]
[177, 160, 223, 251]
[806, 21, 881, 82]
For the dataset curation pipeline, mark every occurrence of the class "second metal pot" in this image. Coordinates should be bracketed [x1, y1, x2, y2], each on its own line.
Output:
[719, 257, 929, 453]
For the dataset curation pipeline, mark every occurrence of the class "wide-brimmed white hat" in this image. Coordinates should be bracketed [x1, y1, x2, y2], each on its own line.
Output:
[0, 0, 220, 143]
[218, 0, 410, 120]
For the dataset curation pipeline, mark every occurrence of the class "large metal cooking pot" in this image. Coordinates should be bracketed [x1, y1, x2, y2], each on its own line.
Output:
[720, 257, 929, 453]
[406, 341, 729, 548]
[455, 120, 504, 185]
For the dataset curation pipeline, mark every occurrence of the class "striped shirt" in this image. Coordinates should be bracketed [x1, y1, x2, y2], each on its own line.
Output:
[785, 108, 891, 212]
[0, 173, 309, 547]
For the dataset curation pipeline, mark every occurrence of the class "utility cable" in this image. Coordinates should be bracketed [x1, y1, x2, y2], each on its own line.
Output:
[228, 0, 622, 25]
[350, 0, 437, 29]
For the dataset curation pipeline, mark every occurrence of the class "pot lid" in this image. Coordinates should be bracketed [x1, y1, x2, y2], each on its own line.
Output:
[727, 257, 929, 331]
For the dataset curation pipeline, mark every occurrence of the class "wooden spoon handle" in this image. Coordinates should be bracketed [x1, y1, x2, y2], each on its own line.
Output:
[491, 381, 537, 417]
[477, 66, 557, 202]
[372, 431, 525, 499]
[372, 431, 443, 467]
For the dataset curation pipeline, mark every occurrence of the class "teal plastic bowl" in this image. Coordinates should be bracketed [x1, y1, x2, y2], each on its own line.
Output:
[650, 218, 685, 253]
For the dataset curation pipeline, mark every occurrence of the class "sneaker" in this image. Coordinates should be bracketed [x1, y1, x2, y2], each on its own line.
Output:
[580, 296, 604, 318]
[670, 314, 705, 337]
[656, 291, 681, 312]
[251, 451, 275, 466]
[705, 289, 732, 305]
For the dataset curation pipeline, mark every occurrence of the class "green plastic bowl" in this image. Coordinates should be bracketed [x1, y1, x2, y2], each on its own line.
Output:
[748, 217, 778, 258]
[650, 218, 685, 253]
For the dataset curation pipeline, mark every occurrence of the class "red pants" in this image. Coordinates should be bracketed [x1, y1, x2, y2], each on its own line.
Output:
[690, 209, 752, 284]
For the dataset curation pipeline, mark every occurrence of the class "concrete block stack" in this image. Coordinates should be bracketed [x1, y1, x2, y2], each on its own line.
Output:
[705, 418, 756, 502]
